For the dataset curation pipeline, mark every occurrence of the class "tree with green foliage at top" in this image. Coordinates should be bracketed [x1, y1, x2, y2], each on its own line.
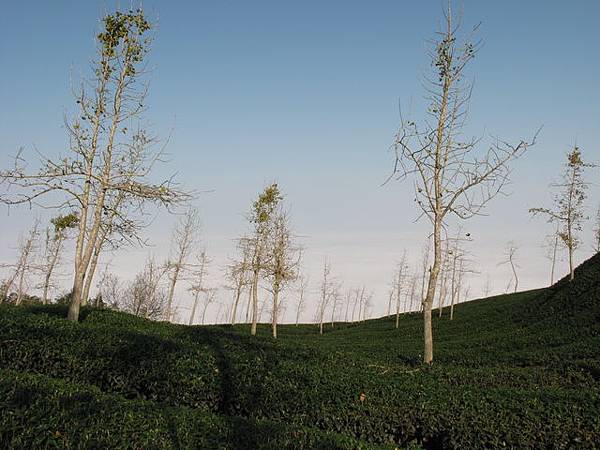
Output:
[386, 2, 537, 364]
[245, 183, 283, 336]
[530, 146, 594, 281]
[0, 9, 191, 323]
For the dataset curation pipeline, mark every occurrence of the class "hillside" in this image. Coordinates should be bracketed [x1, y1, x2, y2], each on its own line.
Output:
[1, 254, 599, 449]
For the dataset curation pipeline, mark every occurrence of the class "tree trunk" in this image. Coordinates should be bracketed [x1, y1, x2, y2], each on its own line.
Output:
[272, 286, 279, 338]
[423, 221, 442, 365]
[568, 242, 574, 281]
[68, 272, 85, 321]
[15, 266, 26, 306]
[510, 255, 518, 293]
[250, 270, 259, 335]
[82, 242, 102, 306]
[42, 234, 63, 305]
[189, 292, 200, 326]
[550, 230, 558, 285]
[231, 287, 242, 325]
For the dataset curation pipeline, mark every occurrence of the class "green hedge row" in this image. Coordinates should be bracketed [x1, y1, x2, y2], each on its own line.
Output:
[0, 370, 393, 450]
[0, 253, 599, 448]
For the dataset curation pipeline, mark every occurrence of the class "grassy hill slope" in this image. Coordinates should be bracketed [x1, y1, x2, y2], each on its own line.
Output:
[1, 254, 599, 449]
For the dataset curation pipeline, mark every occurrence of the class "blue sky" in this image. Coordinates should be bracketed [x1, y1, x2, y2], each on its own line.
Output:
[1, 1, 599, 322]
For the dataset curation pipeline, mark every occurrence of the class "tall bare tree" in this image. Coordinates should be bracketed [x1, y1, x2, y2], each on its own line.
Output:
[200, 288, 217, 325]
[544, 225, 561, 286]
[482, 274, 492, 298]
[498, 241, 519, 293]
[0, 10, 191, 322]
[594, 205, 600, 254]
[394, 251, 409, 329]
[317, 259, 334, 334]
[1, 221, 41, 305]
[40, 214, 78, 304]
[227, 240, 251, 325]
[188, 250, 210, 326]
[165, 209, 199, 321]
[386, 4, 536, 363]
[294, 274, 309, 326]
[530, 146, 593, 281]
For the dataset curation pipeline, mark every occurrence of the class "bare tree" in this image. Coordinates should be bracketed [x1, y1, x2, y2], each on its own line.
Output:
[0, 10, 191, 322]
[1, 221, 41, 305]
[530, 146, 593, 281]
[594, 205, 600, 254]
[200, 288, 217, 325]
[386, 287, 394, 317]
[498, 241, 519, 293]
[317, 259, 334, 334]
[386, 4, 536, 363]
[121, 257, 169, 320]
[39, 214, 78, 304]
[165, 209, 199, 321]
[361, 290, 373, 322]
[543, 225, 562, 286]
[394, 252, 409, 329]
[482, 274, 492, 298]
[96, 268, 122, 309]
[264, 212, 300, 338]
[350, 287, 361, 322]
[227, 240, 251, 325]
[450, 257, 465, 320]
[407, 272, 418, 313]
[294, 274, 309, 326]
[188, 250, 210, 326]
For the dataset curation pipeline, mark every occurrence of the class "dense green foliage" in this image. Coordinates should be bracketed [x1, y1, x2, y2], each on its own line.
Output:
[1, 255, 599, 449]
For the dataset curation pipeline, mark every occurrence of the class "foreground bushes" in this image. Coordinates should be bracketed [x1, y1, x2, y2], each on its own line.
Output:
[1, 253, 599, 448]
[0, 370, 390, 450]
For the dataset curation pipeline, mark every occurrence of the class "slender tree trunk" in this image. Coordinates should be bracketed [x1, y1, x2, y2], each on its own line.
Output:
[450, 259, 463, 320]
[42, 234, 63, 305]
[68, 272, 86, 321]
[166, 264, 181, 321]
[244, 287, 252, 323]
[189, 291, 200, 326]
[231, 287, 242, 325]
[423, 219, 442, 364]
[272, 285, 279, 338]
[509, 256, 518, 293]
[351, 290, 359, 322]
[201, 301, 209, 325]
[251, 269, 259, 335]
[15, 266, 27, 306]
[550, 229, 558, 285]
[82, 242, 101, 306]
[319, 304, 325, 334]
[344, 296, 350, 322]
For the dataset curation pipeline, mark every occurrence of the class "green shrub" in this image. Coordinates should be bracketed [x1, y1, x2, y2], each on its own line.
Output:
[0, 254, 599, 448]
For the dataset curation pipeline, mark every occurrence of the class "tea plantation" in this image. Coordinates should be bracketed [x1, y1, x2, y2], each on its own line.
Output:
[1, 254, 599, 449]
